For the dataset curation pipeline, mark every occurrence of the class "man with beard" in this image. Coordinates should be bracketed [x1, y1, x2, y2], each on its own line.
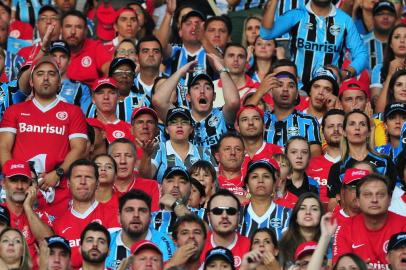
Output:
[150, 166, 204, 235]
[307, 109, 344, 205]
[79, 222, 110, 270]
[261, 0, 367, 86]
[201, 189, 250, 269]
[164, 214, 207, 270]
[106, 189, 175, 269]
[1, 159, 53, 270]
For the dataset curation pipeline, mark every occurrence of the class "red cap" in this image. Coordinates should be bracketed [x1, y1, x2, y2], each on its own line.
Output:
[130, 240, 162, 255]
[343, 168, 370, 185]
[131, 106, 158, 122]
[338, 78, 370, 99]
[3, 160, 32, 178]
[104, 121, 134, 144]
[92, 77, 118, 92]
[116, 7, 136, 22]
[236, 105, 264, 122]
[96, 4, 116, 41]
[30, 56, 60, 78]
[294, 241, 318, 261]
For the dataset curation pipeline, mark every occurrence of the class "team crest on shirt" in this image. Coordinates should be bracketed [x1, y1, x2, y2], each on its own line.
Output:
[9, 29, 21, 38]
[234, 256, 242, 267]
[383, 240, 389, 253]
[81, 56, 92, 67]
[112, 130, 125, 139]
[287, 126, 299, 136]
[329, 25, 341, 36]
[208, 115, 220, 127]
[270, 217, 282, 228]
[56, 111, 68, 120]
[305, 23, 313, 30]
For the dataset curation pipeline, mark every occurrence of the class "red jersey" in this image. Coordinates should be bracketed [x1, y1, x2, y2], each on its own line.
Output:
[218, 174, 246, 197]
[102, 120, 134, 144]
[9, 20, 33, 40]
[274, 191, 298, 209]
[100, 192, 120, 214]
[18, 42, 41, 61]
[333, 212, 406, 269]
[3, 203, 53, 270]
[306, 154, 337, 203]
[53, 201, 120, 270]
[37, 178, 71, 220]
[0, 98, 88, 173]
[113, 175, 160, 211]
[241, 142, 282, 179]
[67, 39, 111, 85]
[332, 206, 351, 226]
[201, 232, 251, 269]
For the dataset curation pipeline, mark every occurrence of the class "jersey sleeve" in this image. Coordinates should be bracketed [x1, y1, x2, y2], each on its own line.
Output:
[0, 105, 18, 133]
[68, 105, 88, 140]
[260, 9, 303, 40]
[95, 41, 112, 71]
[332, 222, 353, 263]
[344, 16, 368, 75]
[327, 162, 341, 198]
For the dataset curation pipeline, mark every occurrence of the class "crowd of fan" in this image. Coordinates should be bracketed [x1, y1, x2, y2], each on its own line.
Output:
[0, 0, 405, 269]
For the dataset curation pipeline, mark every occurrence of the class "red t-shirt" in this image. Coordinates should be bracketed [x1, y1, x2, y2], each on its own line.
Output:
[3, 203, 53, 270]
[333, 212, 406, 268]
[274, 191, 298, 209]
[0, 98, 88, 172]
[218, 174, 246, 197]
[66, 39, 111, 85]
[241, 142, 282, 179]
[113, 174, 160, 211]
[18, 43, 41, 61]
[37, 179, 71, 220]
[306, 154, 337, 203]
[100, 192, 120, 214]
[201, 232, 251, 270]
[53, 201, 120, 270]
[9, 20, 33, 40]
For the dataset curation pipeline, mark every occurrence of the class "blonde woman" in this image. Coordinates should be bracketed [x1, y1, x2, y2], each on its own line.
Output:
[0, 228, 31, 270]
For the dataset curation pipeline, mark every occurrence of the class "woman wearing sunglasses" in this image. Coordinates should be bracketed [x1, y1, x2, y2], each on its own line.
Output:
[239, 159, 291, 241]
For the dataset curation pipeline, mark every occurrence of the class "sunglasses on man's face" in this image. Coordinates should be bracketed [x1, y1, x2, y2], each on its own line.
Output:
[210, 207, 238, 216]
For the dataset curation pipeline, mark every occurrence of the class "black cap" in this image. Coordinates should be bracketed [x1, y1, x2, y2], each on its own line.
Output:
[190, 177, 206, 197]
[373, 0, 396, 15]
[49, 40, 70, 56]
[306, 67, 339, 96]
[38, 5, 59, 16]
[384, 102, 406, 121]
[46, 235, 71, 253]
[387, 232, 406, 252]
[0, 205, 10, 226]
[188, 73, 214, 90]
[166, 107, 192, 125]
[181, 10, 206, 24]
[204, 247, 235, 270]
[109, 57, 136, 76]
[244, 159, 280, 183]
[162, 166, 190, 182]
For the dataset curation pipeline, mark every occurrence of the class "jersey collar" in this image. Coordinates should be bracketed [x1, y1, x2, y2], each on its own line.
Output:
[306, 1, 336, 17]
[32, 97, 60, 113]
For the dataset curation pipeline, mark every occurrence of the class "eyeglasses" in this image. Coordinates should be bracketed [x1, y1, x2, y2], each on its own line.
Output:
[113, 70, 135, 78]
[116, 49, 136, 56]
[210, 207, 238, 215]
[168, 119, 190, 126]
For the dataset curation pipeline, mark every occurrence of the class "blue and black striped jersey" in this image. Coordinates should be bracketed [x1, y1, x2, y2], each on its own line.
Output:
[260, 3, 368, 85]
[4, 52, 24, 82]
[362, 32, 386, 71]
[150, 208, 205, 235]
[59, 79, 92, 114]
[239, 202, 291, 240]
[12, 0, 51, 26]
[0, 80, 27, 121]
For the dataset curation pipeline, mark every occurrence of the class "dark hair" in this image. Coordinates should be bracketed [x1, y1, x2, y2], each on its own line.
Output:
[356, 173, 393, 198]
[248, 36, 276, 76]
[205, 15, 232, 34]
[136, 35, 163, 54]
[108, 138, 136, 157]
[224, 42, 247, 57]
[382, 24, 406, 82]
[332, 253, 368, 270]
[215, 132, 244, 153]
[86, 123, 95, 146]
[285, 136, 310, 154]
[92, 154, 117, 173]
[126, 2, 155, 37]
[250, 227, 278, 250]
[170, 3, 198, 44]
[387, 69, 406, 104]
[207, 189, 241, 212]
[80, 222, 111, 246]
[279, 193, 324, 266]
[396, 150, 406, 182]
[271, 59, 298, 76]
[343, 109, 371, 132]
[67, 159, 99, 181]
[115, 39, 136, 58]
[172, 214, 207, 241]
[188, 160, 217, 188]
[119, 189, 152, 212]
[61, 9, 87, 26]
[321, 109, 345, 130]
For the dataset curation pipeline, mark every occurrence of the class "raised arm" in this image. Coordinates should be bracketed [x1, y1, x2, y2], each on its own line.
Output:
[262, 0, 278, 29]
[155, 0, 176, 59]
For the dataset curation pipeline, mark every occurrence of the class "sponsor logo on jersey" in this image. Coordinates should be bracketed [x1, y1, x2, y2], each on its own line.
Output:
[20, 113, 30, 116]
[208, 115, 220, 127]
[112, 130, 125, 139]
[234, 256, 242, 267]
[329, 25, 341, 36]
[69, 238, 81, 247]
[351, 243, 365, 249]
[305, 23, 313, 30]
[270, 217, 282, 228]
[81, 56, 92, 67]
[287, 126, 299, 136]
[19, 123, 66, 135]
[56, 111, 68, 121]
[297, 38, 340, 53]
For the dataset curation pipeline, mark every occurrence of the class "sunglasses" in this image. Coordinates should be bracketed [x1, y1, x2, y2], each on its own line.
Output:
[210, 207, 238, 216]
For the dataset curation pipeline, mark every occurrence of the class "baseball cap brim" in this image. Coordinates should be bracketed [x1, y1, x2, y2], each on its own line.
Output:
[131, 107, 158, 122]
[131, 240, 162, 256]
[166, 110, 192, 124]
[384, 107, 406, 121]
[181, 10, 206, 24]
[163, 167, 190, 182]
[188, 73, 214, 90]
[109, 58, 136, 77]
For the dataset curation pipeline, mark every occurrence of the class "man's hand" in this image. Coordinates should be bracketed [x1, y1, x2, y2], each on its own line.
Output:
[135, 137, 159, 157]
[178, 60, 198, 77]
[38, 170, 59, 191]
[320, 212, 338, 237]
[257, 73, 282, 95]
[166, 243, 198, 267]
[42, 24, 56, 50]
[166, 0, 176, 16]
[240, 250, 263, 270]
[159, 194, 177, 209]
[38, 240, 49, 269]
[324, 92, 339, 110]
[23, 185, 38, 210]
[207, 53, 225, 73]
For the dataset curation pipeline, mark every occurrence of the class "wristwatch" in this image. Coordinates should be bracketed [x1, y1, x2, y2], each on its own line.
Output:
[171, 199, 183, 210]
[55, 167, 64, 179]
[219, 67, 230, 74]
